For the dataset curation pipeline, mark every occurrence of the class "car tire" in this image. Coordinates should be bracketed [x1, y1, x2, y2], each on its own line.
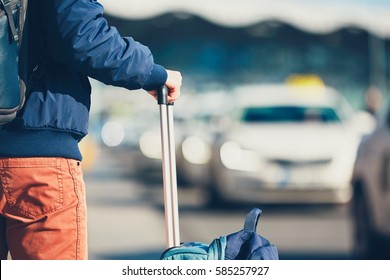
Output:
[205, 177, 227, 209]
[203, 153, 226, 208]
[351, 182, 388, 259]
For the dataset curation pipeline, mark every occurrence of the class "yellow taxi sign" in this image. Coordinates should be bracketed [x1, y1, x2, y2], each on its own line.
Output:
[286, 74, 325, 88]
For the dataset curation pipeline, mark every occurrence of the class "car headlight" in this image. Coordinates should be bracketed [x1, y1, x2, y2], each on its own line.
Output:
[326, 144, 358, 182]
[182, 136, 212, 165]
[139, 131, 161, 159]
[101, 121, 125, 147]
[220, 141, 261, 172]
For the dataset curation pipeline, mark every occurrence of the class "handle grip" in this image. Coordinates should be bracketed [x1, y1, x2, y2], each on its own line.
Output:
[157, 85, 173, 105]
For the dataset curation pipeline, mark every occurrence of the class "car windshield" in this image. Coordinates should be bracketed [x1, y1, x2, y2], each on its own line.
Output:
[241, 106, 341, 123]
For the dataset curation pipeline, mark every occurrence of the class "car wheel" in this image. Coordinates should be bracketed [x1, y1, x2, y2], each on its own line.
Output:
[352, 182, 382, 259]
[204, 163, 229, 208]
[204, 176, 227, 208]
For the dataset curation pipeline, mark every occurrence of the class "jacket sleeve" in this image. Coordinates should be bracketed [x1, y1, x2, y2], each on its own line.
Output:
[40, 0, 167, 91]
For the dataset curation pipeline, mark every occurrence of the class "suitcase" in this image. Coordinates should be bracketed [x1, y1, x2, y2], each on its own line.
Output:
[156, 86, 279, 260]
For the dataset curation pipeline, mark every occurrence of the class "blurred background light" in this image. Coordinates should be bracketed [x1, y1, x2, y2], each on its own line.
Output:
[101, 121, 125, 147]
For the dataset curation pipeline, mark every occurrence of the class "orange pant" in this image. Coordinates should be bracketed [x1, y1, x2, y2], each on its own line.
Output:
[0, 158, 87, 260]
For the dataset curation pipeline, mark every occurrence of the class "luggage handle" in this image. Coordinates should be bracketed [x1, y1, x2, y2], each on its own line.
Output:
[157, 85, 173, 106]
[157, 85, 180, 248]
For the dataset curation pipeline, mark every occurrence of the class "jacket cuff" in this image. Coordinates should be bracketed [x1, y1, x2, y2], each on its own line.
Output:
[142, 64, 168, 91]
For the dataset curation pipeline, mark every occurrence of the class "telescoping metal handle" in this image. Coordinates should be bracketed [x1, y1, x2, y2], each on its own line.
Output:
[157, 86, 180, 248]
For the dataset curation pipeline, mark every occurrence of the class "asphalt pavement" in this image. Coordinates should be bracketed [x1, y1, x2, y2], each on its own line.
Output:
[84, 146, 354, 260]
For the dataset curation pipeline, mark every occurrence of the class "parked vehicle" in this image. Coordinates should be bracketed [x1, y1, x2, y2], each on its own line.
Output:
[207, 82, 361, 205]
[175, 90, 234, 186]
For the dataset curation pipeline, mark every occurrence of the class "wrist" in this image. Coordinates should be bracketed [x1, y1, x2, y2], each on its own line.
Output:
[142, 64, 167, 91]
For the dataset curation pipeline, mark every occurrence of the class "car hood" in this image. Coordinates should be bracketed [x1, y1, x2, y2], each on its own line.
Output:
[225, 123, 360, 161]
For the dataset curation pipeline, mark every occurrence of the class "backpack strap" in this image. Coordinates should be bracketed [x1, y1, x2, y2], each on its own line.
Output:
[1, 0, 19, 42]
[243, 208, 262, 232]
[225, 208, 279, 260]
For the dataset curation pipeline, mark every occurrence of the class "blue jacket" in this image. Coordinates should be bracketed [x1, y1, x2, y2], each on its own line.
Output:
[0, 0, 167, 160]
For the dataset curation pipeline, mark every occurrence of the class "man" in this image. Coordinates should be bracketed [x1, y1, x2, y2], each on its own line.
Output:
[0, 0, 182, 259]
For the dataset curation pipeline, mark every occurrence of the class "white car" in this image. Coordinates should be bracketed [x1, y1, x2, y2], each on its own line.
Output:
[350, 109, 390, 259]
[207, 83, 361, 205]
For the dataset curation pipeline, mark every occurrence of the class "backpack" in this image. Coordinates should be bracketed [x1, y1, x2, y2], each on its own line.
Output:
[160, 208, 279, 260]
[0, 0, 28, 125]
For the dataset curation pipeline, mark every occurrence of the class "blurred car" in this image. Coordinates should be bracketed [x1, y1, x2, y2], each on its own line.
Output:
[175, 90, 234, 186]
[207, 82, 361, 205]
[350, 108, 390, 259]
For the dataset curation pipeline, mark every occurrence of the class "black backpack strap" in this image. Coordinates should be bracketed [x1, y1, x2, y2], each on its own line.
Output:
[243, 208, 262, 232]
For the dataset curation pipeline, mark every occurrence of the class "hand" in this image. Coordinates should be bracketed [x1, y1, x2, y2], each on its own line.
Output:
[164, 69, 182, 103]
[148, 69, 182, 103]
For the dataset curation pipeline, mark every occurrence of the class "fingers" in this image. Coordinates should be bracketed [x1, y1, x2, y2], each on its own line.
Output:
[165, 70, 182, 103]
[147, 90, 158, 100]
[146, 69, 182, 103]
